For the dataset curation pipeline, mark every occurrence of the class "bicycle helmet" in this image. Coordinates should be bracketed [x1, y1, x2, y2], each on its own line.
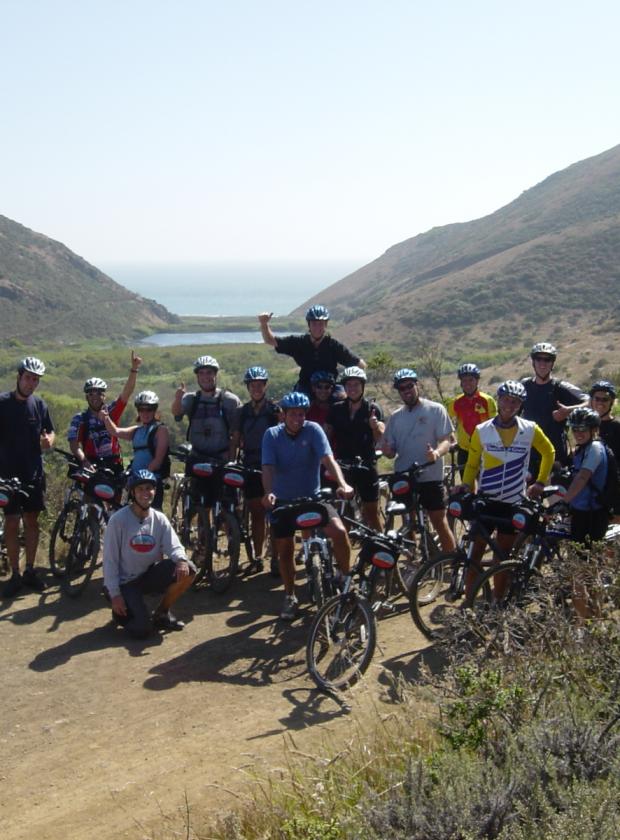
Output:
[589, 380, 616, 399]
[243, 366, 269, 383]
[19, 356, 46, 376]
[193, 355, 219, 372]
[392, 368, 418, 389]
[568, 407, 601, 430]
[280, 391, 310, 410]
[128, 469, 158, 489]
[305, 304, 330, 321]
[341, 366, 367, 383]
[530, 342, 557, 360]
[496, 380, 527, 402]
[310, 370, 336, 386]
[83, 377, 108, 393]
[457, 363, 480, 379]
[134, 390, 159, 407]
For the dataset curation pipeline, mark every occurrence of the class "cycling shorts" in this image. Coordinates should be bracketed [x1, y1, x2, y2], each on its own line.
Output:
[270, 501, 338, 540]
[2, 475, 46, 515]
[406, 480, 447, 513]
[243, 471, 264, 501]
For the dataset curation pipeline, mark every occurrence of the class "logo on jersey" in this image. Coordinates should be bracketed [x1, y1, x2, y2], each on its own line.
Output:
[129, 533, 156, 553]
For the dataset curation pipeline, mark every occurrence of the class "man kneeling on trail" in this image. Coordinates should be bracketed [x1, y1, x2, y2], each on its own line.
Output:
[103, 470, 195, 639]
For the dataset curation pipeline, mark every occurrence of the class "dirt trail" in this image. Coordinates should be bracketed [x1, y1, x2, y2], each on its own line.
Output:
[0, 564, 432, 840]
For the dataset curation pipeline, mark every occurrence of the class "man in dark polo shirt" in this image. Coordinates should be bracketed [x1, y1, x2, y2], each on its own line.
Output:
[0, 357, 55, 598]
[258, 304, 366, 396]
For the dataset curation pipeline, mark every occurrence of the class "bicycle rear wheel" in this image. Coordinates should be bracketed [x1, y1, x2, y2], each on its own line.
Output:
[61, 510, 100, 598]
[306, 593, 377, 692]
[186, 506, 209, 585]
[206, 509, 241, 593]
[465, 560, 535, 650]
[49, 500, 80, 578]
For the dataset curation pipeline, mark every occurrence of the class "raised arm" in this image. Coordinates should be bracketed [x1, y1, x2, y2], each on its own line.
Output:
[98, 409, 137, 442]
[258, 312, 278, 348]
[118, 350, 142, 405]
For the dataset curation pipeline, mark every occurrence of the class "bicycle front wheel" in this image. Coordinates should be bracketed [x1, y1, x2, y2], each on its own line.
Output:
[186, 506, 209, 585]
[306, 593, 377, 692]
[206, 509, 241, 593]
[49, 500, 80, 578]
[409, 551, 479, 640]
[61, 510, 100, 598]
[465, 560, 534, 649]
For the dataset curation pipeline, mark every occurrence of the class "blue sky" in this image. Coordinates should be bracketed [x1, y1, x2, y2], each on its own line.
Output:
[2, 0, 620, 265]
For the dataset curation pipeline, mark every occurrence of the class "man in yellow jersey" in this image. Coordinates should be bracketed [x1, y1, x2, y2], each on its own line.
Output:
[460, 380, 555, 596]
[447, 363, 497, 476]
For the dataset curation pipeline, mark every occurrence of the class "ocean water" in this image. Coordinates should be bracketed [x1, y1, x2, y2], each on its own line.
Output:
[101, 260, 362, 317]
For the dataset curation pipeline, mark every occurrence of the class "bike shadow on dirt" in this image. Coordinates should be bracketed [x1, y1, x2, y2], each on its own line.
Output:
[0, 574, 110, 633]
[374, 642, 450, 702]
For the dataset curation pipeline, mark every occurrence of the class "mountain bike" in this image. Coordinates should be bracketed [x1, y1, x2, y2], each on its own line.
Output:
[378, 460, 440, 593]
[305, 520, 416, 691]
[49, 450, 126, 597]
[0, 478, 30, 577]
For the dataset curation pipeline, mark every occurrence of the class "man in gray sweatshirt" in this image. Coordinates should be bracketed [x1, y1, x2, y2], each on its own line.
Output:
[103, 469, 196, 638]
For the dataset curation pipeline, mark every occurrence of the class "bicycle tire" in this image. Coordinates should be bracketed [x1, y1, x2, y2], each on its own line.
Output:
[61, 509, 101, 598]
[465, 560, 536, 649]
[309, 553, 325, 609]
[186, 505, 210, 585]
[49, 499, 81, 578]
[206, 508, 241, 593]
[306, 592, 377, 692]
[409, 551, 488, 640]
[169, 480, 187, 537]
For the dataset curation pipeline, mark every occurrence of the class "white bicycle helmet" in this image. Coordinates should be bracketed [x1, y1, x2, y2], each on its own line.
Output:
[19, 356, 46, 376]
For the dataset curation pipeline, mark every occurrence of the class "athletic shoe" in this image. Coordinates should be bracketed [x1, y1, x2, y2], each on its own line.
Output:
[270, 557, 281, 577]
[22, 567, 46, 592]
[280, 594, 298, 621]
[2, 573, 23, 599]
[152, 610, 185, 631]
[252, 556, 264, 573]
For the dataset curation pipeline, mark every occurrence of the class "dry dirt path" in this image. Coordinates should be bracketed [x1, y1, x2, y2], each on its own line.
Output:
[0, 563, 435, 840]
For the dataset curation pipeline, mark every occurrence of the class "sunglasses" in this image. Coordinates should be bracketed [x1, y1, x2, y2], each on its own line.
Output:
[397, 382, 417, 392]
[592, 395, 612, 403]
[137, 405, 157, 411]
[533, 356, 554, 363]
[314, 383, 333, 390]
[87, 390, 106, 396]
[571, 426, 591, 433]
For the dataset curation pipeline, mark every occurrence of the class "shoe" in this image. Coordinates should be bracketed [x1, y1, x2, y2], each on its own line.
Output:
[252, 556, 264, 573]
[22, 567, 46, 592]
[280, 594, 298, 621]
[2, 573, 23, 599]
[152, 610, 185, 631]
[270, 557, 281, 578]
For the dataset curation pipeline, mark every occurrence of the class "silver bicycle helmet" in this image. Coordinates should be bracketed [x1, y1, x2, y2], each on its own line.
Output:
[457, 363, 481, 379]
[393, 368, 418, 389]
[193, 355, 219, 372]
[496, 380, 527, 401]
[341, 366, 367, 383]
[83, 377, 108, 393]
[134, 390, 159, 407]
[19, 356, 46, 376]
[530, 342, 557, 360]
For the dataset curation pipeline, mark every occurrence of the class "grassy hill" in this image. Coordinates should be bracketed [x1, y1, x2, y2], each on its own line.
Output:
[292, 143, 620, 380]
[0, 214, 179, 342]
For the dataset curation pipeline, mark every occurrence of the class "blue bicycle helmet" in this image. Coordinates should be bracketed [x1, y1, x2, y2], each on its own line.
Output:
[280, 391, 311, 409]
[310, 370, 336, 386]
[392, 368, 418, 389]
[457, 363, 481, 379]
[243, 366, 269, 383]
[496, 380, 527, 402]
[305, 304, 330, 321]
[128, 469, 158, 489]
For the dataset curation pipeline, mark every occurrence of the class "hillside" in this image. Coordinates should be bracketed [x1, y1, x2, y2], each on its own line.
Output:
[294, 144, 620, 376]
[0, 215, 179, 342]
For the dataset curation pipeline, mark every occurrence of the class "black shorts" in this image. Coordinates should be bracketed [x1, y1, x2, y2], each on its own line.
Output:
[570, 507, 609, 544]
[269, 501, 338, 540]
[346, 463, 380, 503]
[3, 475, 46, 515]
[243, 470, 264, 501]
[116, 558, 195, 637]
[415, 481, 447, 513]
[475, 499, 518, 536]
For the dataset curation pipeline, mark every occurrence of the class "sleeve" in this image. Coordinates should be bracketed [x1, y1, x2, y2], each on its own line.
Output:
[108, 398, 127, 423]
[579, 441, 605, 474]
[383, 413, 397, 450]
[557, 381, 588, 405]
[447, 397, 456, 422]
[176, 392, 194, 422]
[230, 405, 243, 435]
[274, 335, 298, 356]
[102, 515, 123, 598]
[160, 515, 188, 563]
[331, 338, 360, 366]
[311, 422, 332, 459]
[436, 405, 454, 437]
[462, 428, 483, 488]
[487, 395, 498, 418]
[262, 428, 276, 466]
[532, 425, 556, 484]
[67, 411, 83, 442]
[41, 403, 54, 434]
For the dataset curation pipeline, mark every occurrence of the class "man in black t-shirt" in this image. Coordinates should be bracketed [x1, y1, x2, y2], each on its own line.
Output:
[0, 357, 55, 598]
[325, 367, 384, 530]
[258, 304, 365, 395]
[521, 341, 587, 470]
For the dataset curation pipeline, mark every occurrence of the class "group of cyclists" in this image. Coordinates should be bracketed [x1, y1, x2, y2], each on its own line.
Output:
[1, 303, 618, 636]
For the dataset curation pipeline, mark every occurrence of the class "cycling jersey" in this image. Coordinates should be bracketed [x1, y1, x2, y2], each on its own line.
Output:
[447, 391, 497, 451]
[463, 417, 555, 504]
[67, 398, 126, 463]
[570, 440, 607, 512]
[326, 398, 383, 463]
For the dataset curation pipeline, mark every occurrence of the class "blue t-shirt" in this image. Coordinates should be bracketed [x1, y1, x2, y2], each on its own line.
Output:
[262, 421, 331, 500]
[571, 440, 607, 511]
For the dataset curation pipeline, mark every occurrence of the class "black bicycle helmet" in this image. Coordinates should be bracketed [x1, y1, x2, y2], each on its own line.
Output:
[305, 304, 330, 321]
[589, 380, 616, 399]
[568, 407, 601, 430]
[310, 370, 336, 386]
[128, 469, 158, 489]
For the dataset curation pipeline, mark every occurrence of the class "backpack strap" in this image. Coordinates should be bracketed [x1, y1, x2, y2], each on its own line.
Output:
[186, 390, 202, 441]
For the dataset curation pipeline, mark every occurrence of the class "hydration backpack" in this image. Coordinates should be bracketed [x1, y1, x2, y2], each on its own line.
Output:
[595, 443, 620, 515]
[133, 422, 171, 479]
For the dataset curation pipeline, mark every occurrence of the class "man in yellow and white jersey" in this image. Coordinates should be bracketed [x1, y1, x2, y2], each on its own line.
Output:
[460, 380, 555, 595]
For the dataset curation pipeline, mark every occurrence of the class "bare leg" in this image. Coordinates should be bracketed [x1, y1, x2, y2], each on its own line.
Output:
[361, 501, 381, 531]
[324, 518, 351, 574]
[155, 571, 196, 613]
[428, 508, 456, 553]
[275, 537, 296, 594]
[4, 515, 22, 574]
[22, 511, 41, 568]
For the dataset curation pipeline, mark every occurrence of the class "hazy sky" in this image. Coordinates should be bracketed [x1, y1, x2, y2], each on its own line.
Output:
[3, 0, 619, 266]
